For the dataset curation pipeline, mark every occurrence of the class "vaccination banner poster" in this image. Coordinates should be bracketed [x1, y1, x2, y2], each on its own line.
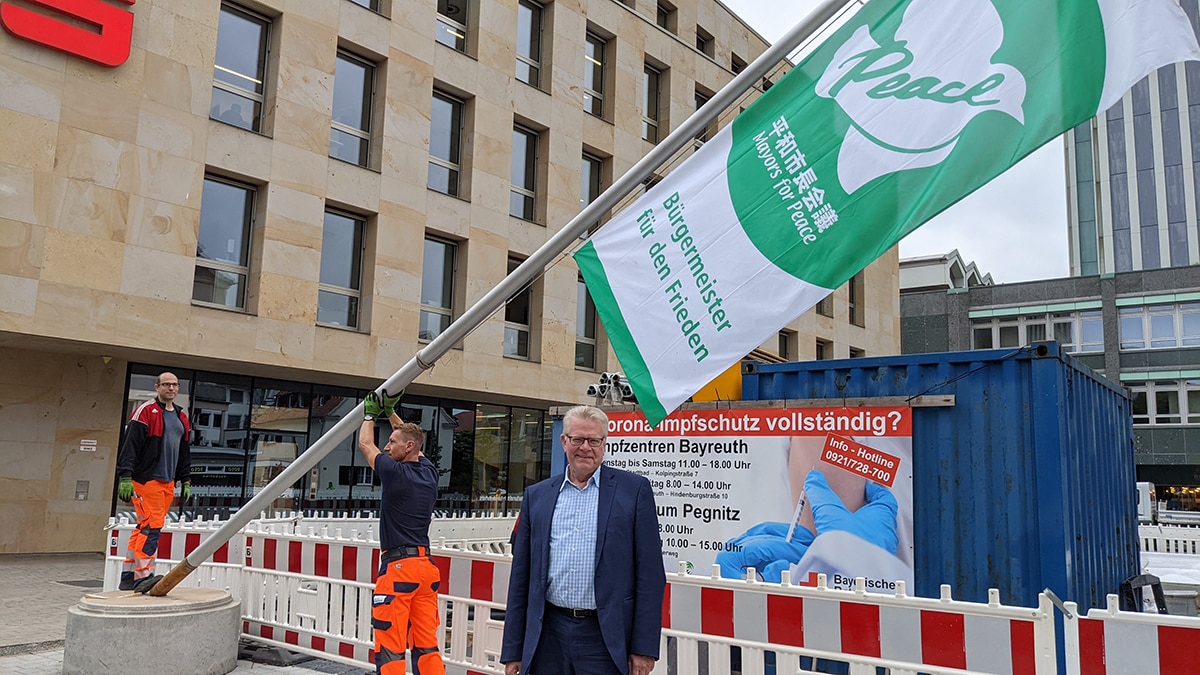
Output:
[607, 407, 912, 590]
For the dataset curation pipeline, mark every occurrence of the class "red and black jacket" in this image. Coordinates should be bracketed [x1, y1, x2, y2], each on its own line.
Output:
[115, 399, 192, 484]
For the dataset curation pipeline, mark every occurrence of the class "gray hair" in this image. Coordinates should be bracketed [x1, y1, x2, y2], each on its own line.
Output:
[562, 405, 609, 436]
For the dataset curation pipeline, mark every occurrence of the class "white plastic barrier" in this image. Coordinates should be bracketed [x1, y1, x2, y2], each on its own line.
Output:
[660, 563, 1056, 675]
[1140, 523, 1200, 554]
[1063, 595, 1200, 675]
[105, 516, 243, 598]
[108, 517, 1200, 675]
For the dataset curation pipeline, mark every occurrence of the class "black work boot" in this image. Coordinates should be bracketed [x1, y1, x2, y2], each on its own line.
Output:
[133, 574, 163, 594]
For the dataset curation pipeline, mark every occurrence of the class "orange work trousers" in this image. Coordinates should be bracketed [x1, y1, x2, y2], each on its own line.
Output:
[372, 552, 444, 675]
[122, 479, 175, 584]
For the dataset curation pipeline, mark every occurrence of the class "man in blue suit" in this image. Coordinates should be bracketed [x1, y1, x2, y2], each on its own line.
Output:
[502, 405, 666, 675]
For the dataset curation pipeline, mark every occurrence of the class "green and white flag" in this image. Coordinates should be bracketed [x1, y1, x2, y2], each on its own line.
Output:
[575, 0, 1200, 426]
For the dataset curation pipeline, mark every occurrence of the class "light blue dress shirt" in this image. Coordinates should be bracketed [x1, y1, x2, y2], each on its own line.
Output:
[546, 465, 601, 610]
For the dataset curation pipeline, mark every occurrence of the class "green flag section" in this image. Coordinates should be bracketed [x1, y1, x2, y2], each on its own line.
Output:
[576, 0, 1200, 427]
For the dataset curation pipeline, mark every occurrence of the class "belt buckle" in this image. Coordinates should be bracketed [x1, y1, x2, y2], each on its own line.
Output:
[571, 608, 591, 618]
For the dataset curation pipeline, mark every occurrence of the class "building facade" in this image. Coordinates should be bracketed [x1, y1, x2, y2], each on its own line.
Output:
[0, 0, 899, 553]
[1065, 0, 1200, 276]
[902, 265, 1200, 505]
[899, 249, 993, 295]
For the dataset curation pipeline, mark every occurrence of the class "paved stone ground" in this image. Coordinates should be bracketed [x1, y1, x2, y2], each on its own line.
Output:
[0, 553, 105, 649]
[0, 553, 371, 674]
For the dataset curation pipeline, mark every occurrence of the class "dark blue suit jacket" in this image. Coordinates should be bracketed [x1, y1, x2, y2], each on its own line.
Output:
[502, 464, 666, 673]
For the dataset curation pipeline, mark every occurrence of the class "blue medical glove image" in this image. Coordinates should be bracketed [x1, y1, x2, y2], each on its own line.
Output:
[716, 521, 815, 582]
[805, 469, 899, 554]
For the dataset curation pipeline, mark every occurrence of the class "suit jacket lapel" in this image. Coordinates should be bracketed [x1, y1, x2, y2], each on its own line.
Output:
[594, 467, 616, 570]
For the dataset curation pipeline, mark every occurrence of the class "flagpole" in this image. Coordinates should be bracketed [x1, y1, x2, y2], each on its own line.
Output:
[147, 0, 858, 596]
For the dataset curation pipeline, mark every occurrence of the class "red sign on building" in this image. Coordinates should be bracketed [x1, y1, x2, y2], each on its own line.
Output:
[1, 0, 135, 67]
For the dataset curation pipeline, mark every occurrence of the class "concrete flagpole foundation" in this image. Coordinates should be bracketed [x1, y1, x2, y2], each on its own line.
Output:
[63, 588, 239, 675]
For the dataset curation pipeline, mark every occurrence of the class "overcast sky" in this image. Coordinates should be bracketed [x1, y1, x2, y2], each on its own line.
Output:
[718, 0, 1071, 284]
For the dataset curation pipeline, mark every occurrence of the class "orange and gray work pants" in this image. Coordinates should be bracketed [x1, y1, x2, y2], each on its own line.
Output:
[121, 479, 175, 585]
[372, 547, 444, 675]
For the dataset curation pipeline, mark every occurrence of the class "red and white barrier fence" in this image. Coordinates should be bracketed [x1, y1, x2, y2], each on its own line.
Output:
[1064, 595, 1200, 675]
[663, 563, 1053, 675]
[105, 517, 1200, 675]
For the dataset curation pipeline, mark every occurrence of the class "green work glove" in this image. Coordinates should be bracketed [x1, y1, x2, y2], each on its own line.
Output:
[118, 477, 133, 502]
[364, 392, 385, 420]
[380, 389, 403, 416]
[181, 482, 192, 505]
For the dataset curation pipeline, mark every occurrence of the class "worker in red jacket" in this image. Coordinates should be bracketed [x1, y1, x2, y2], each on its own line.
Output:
[115, 372, 192, 593]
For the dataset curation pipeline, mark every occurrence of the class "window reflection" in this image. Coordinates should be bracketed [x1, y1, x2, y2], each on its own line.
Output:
[117, 366, 548, 518]
[188, 374, 251, 507]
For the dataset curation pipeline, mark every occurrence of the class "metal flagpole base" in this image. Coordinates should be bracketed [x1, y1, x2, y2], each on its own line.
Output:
[64, 588, 239, 675]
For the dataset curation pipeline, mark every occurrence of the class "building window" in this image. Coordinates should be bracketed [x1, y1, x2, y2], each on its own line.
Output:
[581, 153, 603, 212]
[436, 0, 468, 52]
[330, 52, 375, 166]
[504, 257, 532, 359]
[347, 0, 380, 10]
[211, 4, 269, 133]
[511, 125, 539, 221]
[694, 88, 713, 143]
[1127, 380, 1200, 425]
[815, 338, 832, 360]
[731, 53, 746, 75]
[695, 26, 714, 57]
[848, 271, 864, 327]
[583, 33, 606, 117]
[1078, 310, 1103, 351]
[816, 294, 834, 317]
[1120, 303, 1200, 350]
[971, 310, 1103, 353]
[643, 64, 661, 143]
[778, 330, 795, 360]
[577, 277, 598, 370]
[762, 77, 773, 91]
[420, 237, 456, 341]
[516, 0, 543, 88]
[317, 210, 365, 328]
[1186, 305, 1200, 346]
[971, 320, 994, 349]
[429, 91, 464, 197]
[656, 1, 675, 32]
[849, 346, 866, 358]
[193, 176, 255, 309]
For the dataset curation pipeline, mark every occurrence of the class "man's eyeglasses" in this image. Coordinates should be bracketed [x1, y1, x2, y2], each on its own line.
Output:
[564, 435, 605, 448]
[157, 382, 180, 388]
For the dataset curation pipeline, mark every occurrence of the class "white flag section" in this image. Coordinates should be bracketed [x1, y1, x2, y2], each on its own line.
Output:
[575, 0, 1200, 427]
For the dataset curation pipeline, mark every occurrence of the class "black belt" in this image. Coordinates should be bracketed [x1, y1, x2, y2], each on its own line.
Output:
[381, 546, 428, 563]
[547, 603, 596, 618]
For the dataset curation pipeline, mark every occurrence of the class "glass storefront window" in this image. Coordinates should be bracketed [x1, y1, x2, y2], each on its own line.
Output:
[189, 373, 252, 507]
[117, 365, 550, 518]
[308, 386, 362, 509]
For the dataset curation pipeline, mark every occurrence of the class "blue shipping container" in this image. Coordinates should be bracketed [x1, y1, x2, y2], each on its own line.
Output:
[741, 342, 1138, 614]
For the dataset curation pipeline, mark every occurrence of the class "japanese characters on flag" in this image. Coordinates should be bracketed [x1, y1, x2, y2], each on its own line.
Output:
[575, 0, 1200, 426]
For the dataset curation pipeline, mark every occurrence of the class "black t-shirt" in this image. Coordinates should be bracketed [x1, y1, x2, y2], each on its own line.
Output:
[376, 454, 439, 550]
